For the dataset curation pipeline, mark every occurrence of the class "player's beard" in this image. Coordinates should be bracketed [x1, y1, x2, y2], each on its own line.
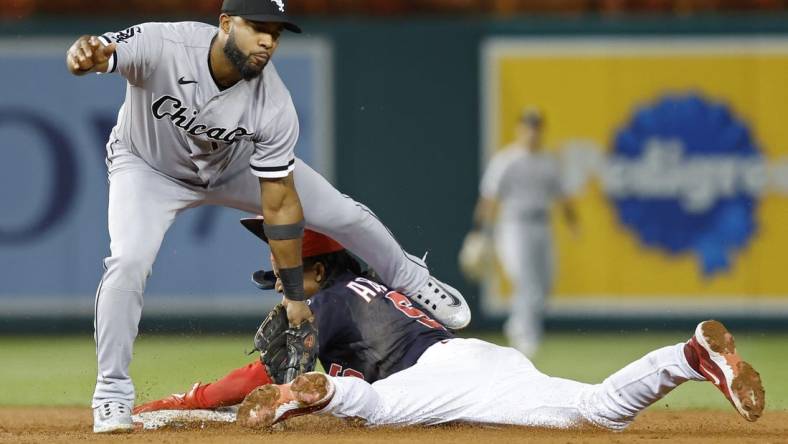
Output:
[224, 31, 266, 81]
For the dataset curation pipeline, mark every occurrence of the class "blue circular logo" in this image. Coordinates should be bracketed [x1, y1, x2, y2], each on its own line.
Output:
[611, 93, 760, 275]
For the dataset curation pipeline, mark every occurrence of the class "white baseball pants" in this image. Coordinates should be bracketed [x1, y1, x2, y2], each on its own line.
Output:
[322, 338, 704, 429]
[495, 218, 554, 357]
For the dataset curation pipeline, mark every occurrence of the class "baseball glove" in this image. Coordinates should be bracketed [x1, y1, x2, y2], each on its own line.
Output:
[282, 320, 318, 383]
[253, 304, 319, 384]
[458, 229, 494, 282]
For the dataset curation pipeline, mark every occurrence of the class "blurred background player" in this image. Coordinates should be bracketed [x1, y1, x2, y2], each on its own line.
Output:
[470, 108, 577, 357]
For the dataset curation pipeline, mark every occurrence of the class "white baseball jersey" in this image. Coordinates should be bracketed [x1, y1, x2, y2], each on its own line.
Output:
[480, 146, 564, 220]
[98, 21, 297, 185]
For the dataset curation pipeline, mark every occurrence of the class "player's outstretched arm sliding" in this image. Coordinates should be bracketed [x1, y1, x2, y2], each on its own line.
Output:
[65, 35, 116, 76]
[259, 174, 312, 327]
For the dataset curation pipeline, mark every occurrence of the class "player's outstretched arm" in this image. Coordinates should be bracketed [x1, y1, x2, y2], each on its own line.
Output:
[65, 35, 116, 76]
[259, 174, 312, 326]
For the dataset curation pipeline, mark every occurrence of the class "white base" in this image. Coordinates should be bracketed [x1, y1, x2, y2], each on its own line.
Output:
[132, 407, 238, 430]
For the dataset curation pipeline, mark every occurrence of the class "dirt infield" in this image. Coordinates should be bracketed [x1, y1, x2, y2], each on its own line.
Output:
[1, 408, 786, 443]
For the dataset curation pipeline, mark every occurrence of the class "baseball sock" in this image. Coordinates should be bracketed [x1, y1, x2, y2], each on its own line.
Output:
[195, 360, 273, 408]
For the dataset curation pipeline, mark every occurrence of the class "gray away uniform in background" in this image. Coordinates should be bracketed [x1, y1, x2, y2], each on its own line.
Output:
[480, 146, 565, 357]
[92, 21, 429, 408]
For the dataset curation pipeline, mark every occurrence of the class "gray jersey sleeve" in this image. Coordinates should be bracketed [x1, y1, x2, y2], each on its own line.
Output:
[546, 155, 567, 200]
[99, 22, 165, 85]
[480, 151, 511, 199]
[249, 101, 298, 179]
[249, 67, 299, 179]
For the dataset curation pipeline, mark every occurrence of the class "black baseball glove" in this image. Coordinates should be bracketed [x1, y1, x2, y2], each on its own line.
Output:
[253, 303, 319, 384]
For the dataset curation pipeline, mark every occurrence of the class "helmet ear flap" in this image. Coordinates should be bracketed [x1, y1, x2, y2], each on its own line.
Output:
[252, 270, 277, 290]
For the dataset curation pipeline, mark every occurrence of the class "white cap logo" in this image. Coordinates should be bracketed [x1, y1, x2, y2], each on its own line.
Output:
[270, 0, 285, 12]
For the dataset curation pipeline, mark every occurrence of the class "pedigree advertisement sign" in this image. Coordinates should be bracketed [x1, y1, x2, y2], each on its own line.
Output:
[481, 38, 788, 306]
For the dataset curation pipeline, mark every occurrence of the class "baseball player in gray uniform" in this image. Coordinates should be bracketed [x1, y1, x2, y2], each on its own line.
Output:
[65, 0, 470, 433]
[474, 109, 576, 357]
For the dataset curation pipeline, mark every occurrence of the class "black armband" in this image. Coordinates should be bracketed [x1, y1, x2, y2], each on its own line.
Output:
[279, 266, 306, 301]
[263, 220, 305, 240]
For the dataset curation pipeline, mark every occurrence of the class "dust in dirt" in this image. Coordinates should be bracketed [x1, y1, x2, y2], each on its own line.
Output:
[1, 407, 786, 444]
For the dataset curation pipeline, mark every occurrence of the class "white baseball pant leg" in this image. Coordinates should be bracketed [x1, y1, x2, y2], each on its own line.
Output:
[496, 219, 553, 356]
[321, 339, 704, 430]
[92, 151, 203, 408]
[207, 157, 429, 293]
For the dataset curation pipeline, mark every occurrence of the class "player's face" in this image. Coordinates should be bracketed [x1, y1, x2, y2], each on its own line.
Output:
[517, 122, 542, 150]
[224, 17, 282, 80]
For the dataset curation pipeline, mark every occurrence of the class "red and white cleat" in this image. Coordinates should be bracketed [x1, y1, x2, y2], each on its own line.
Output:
[685, 320, 765, 422]
[237, 372, 334, 429]
[133, 383, 204, 414]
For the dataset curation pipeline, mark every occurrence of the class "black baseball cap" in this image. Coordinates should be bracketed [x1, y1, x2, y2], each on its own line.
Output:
[221, 0, 302, 34]
[520, 107, 544, 128]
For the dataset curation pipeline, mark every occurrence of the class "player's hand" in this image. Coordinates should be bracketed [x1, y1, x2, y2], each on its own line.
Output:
[284, 299, 313, 327]
[66, 35, 116, 75]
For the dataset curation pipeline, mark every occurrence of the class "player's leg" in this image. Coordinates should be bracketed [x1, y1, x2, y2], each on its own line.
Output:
[93, 153, 200, 433]
[578, 320, 764, 429]
[489, 319, 764, 430]
[503, 221, 551, 357]
[134, 360, 272, 413]
[527, 223, 553, 351]
[497, 220, 537, 355]
[573, 342, 703, 430]
[441, 340, 704, 430]
[208, 158, 470, 329]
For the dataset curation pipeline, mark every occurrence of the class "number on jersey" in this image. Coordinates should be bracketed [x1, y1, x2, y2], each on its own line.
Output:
[385, 292, 446, 330]
[327, 363, 364, 379]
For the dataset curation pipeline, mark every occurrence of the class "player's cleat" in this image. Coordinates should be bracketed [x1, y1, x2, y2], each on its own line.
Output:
[133, 382, 204, 414]
[93, 401, 134, 433]
[237, 372, 333, 429]
[685, 320, 765, 422]
[411, 276, 471, 330]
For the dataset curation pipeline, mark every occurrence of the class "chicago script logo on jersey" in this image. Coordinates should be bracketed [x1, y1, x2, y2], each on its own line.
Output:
[113, 26, 142, 44]
[151, 95, 254, 143]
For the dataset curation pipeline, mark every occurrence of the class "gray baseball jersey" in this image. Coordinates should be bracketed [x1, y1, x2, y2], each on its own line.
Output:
[480, 146, 565, 220]
[98, 21, 297, 185]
